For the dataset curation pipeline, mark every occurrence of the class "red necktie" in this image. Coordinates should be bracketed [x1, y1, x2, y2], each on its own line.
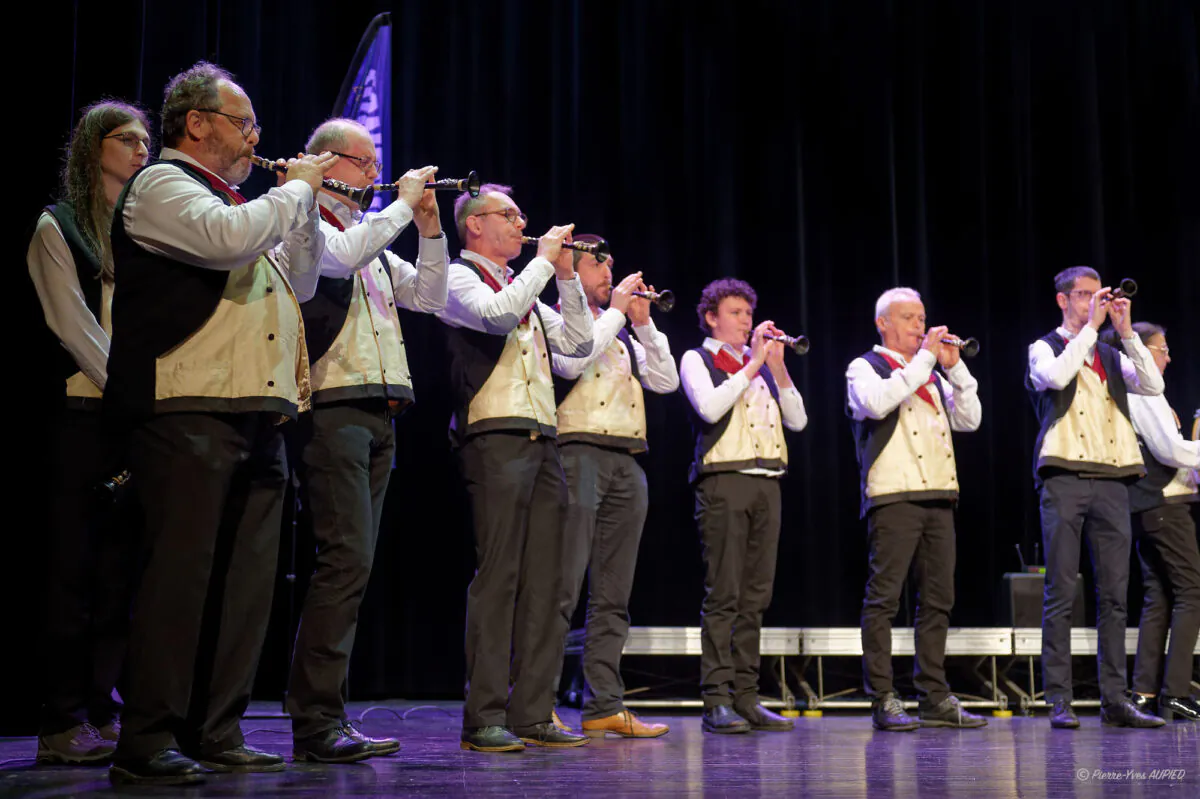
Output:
[877, 352, 939, 412]
[473, 263, 531, 325]
[1060, 335, 1107, 382]
[318, 206, 345, 232]
[713, 348, 753, 376]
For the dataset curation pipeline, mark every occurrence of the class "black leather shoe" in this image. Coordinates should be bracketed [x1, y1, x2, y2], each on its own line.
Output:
[1101, 699, 1166, 728]
[195, 744, 285, 773]
[734, 702, 795, 731]
[460, 726, 525, 753]
[919, 695, 988, 728]
[512, 722, 589, 748]
[343, 722, 400, 755]
[1050, 699, 1080, 729]
[1159, 695, 1200, 722]
[109, 749, 206, 786]
[702, 705, 751, 734]
[294, 727, 374, 763]
[871, 694, 918, 732]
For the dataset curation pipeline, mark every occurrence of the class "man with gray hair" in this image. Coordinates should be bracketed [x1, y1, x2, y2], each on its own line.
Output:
[105, 61, 337, 785]
[437, 185, 593, 752]
[1026, 266, 1165, 729]
[846, 287, 984, 731]
[285, 118, 448, 762]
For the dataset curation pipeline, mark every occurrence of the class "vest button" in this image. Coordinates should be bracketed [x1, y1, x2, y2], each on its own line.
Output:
[375, 330, 380, 336]
[913, 431, 918, 436]
[389, 301, 394, 307]
[631, 403, 636, 408]
[267, 380, 275, 387]
[266, 286, 274, 293]
[522, 350, 528, 355]
[749, 423, 754, 428]
[600, 401, 605, 406]
[918, 454, 923, 459]
[268, 334, 275, 341]
[603, 430, 608, 434]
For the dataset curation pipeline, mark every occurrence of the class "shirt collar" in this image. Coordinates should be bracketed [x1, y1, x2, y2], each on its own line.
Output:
[460, 249, 513, 282]
[703, 336, 747, 361]
[872, 344, 913, 365]
[158, 147, 238, 190]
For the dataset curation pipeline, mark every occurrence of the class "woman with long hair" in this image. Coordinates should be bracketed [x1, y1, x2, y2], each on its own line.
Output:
[27, 99, 151, 764]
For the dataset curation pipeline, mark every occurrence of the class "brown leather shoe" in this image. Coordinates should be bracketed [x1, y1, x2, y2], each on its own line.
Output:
[581, 709, 670, 739]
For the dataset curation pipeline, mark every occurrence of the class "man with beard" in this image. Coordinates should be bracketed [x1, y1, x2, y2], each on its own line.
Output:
[104, 61, 337, 785]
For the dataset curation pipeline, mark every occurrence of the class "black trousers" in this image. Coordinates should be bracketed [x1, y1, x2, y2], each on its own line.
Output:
[696, 472, 782, 710]
[556, 444, 649, 721]
[40, 408, 138, 735]
[1038, 474, 1132, 705]
[458, 433, 568, 729]
[1131, 503, 1200, 698]
[860, 500, 955, 707]
[286, 401, 395, 739]
[115, 412, 287, 759]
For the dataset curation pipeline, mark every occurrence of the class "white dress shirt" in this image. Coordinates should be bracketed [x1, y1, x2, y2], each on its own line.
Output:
[1128, 393, 1200, 471]
[315, 194, 447, 313]
[846, 345, 982, 432]
[1027, 325, 1163, 396]
[121, 147, 323, 302]
[680, 337, 808, 477]
[439, 249, 593, 357]
[551, 308, 679, 393]
[27, 212, 111, 389]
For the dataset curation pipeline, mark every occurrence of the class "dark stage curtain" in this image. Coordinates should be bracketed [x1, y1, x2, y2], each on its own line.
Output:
[7, 0, 1197, 725]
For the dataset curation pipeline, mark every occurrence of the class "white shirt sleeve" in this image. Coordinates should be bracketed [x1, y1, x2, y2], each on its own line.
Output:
[1027, 328, 1095, 391]
[846, 349, 938, 421]
[680, 348, 750, 424]
[552, 307, 624, 379]
[1129, 394, 1200, 470]
[1119, 335, 1166, 396]
[938, 360, 982, 432]
[26, 213, 110, 389]
[538, 276, 593, 357]
[777, 386, 808, 431]
[122, 163, 317, 271]
[386, 235, 449, 314]
[439, 258, 556, 335]
[631, 318, 680, 393]
[271, 201, 324, 303]
[318, 201, 415, 279]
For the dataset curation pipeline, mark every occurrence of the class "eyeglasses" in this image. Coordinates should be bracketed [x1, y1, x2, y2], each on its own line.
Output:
[473, 208, 528, 227]
[196, 108, 262, 138]
[102, 132, 150, 150]
[1147, 345, 1170, 355]
[329, 151, 382, 174]
[1067, 289, 1096, 300]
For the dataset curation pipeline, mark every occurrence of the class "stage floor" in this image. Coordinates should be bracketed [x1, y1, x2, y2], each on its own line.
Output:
[2, 701, 1198, 797]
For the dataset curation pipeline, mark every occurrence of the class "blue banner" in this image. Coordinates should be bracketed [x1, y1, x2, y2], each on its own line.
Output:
[333, 13, 391, 212]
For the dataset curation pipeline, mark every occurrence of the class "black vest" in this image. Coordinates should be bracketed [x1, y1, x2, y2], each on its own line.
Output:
[1023, 331, 1131, 486]
[105, 159, 267, 417]
[846, 350, 952, 517]
[684, 345, 781, 484]
[441, 257, 549, 447]
[41, 202, 105, 385]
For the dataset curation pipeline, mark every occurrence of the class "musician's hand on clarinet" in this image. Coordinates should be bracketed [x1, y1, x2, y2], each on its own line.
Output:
[610, 272, 643, 316]
[396, 165, 437, 211]
[404, 167, 442, 237]
[748, 321, 773, 369]
[1087, 287, 1112, 330]
[922, 325, 948, 361]
[627, 280, 652, 326]
[762, 322, 786, 371]
[286, 151, 339, 194]
[538, 224, 575, 278]
[1108, 296, 1133, 338]
[938, 330, 962, 369]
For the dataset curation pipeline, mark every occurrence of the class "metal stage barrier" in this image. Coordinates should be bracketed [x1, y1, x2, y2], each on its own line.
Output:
[563, 627, 1200, 713]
